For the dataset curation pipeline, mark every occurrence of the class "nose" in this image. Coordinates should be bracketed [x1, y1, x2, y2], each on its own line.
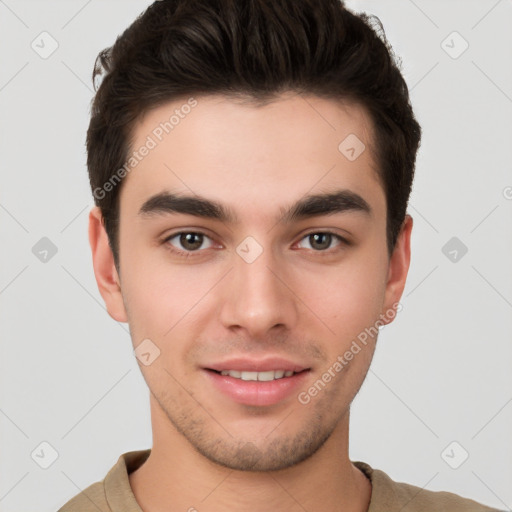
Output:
[218, 240, 299, 340]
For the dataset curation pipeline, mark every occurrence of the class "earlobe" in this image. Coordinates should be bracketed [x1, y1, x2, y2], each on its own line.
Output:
[88, 206, 128, 323]
[381, 214, 413, 325]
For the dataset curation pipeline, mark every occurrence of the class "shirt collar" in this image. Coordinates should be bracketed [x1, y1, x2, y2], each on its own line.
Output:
[104, 450, 380, 511]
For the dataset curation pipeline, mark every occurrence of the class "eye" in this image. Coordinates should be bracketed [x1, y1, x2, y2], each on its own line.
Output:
[164, 231, 214, 255]
[296, 231, 348, 252]
[162, 230, 349, 258]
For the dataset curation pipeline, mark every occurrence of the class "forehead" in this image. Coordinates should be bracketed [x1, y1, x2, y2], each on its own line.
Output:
[120, 93, 384, 222]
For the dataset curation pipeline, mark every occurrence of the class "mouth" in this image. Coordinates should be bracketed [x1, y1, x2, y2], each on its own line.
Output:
[203, 362, 311, 406]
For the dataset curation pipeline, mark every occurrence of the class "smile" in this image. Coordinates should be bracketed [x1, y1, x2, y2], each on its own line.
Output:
[215, 369, 298, 381]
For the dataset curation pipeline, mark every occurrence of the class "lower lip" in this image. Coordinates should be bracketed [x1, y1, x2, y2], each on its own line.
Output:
[203, 369, 310, 406]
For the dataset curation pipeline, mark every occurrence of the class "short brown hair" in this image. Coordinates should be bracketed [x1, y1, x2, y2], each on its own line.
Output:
[87, 0, 421, 269]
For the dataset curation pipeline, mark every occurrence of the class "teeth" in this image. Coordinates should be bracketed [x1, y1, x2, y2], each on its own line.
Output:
[257, 371, 275, 382]
[221, 370, 240, 377]
[219, 370, 297, 381]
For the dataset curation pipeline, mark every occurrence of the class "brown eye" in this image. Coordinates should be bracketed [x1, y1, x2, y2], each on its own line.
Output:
[165, 232, 213, 253]
[309, 233, 332, 250]
[297, 232, 346, 252]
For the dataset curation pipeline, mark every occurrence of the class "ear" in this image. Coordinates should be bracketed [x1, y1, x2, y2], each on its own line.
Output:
[380, 214, 413, 325]
[88, 206, 128, 323]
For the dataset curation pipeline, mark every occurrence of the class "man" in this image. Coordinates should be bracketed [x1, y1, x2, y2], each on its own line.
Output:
[58, 0, 502, 510]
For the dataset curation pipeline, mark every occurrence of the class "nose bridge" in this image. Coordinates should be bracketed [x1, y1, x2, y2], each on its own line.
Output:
[219, 235, 298, 335]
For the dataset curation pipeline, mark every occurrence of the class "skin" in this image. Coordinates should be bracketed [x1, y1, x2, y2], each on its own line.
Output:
[89, 92, 412, 511]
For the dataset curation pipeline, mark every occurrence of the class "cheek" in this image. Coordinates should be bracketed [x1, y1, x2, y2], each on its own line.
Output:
[120, 246, 218, 340]
[299, 255, 388, 338]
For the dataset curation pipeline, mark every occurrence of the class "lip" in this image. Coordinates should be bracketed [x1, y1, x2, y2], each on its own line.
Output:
[202, 363, 311, 407]
[205, 357, 308, 373]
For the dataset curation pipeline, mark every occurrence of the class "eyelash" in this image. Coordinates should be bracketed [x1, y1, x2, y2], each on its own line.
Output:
[161, 230, 350, 259]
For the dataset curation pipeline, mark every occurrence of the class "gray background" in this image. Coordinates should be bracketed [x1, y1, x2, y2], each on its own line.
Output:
[1, 0, 511, 510]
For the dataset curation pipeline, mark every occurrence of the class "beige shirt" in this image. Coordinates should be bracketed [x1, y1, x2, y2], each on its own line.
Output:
[57, 449, 502, 511]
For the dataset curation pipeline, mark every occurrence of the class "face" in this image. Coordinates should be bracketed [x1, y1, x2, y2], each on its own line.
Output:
[90, 92, 412, 471]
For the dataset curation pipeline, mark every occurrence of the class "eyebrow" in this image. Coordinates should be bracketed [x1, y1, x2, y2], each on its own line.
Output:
[138, 189, 372, 224]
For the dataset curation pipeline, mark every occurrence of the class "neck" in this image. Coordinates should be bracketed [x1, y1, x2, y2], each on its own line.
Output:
[129, 398, 372, 512]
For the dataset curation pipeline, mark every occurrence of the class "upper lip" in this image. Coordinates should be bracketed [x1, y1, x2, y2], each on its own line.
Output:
[205, 357, 309, 373]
